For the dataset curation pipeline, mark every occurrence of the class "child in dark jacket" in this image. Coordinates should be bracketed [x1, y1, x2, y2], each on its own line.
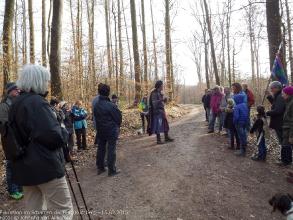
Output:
[250, 106, 269, 161]
[224, 98, 240, 150]
[233, 93, 249, 156]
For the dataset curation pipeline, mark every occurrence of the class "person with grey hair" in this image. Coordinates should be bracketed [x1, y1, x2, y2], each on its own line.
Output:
[266, 81, 288, 165]
[10, 65, 73, 219]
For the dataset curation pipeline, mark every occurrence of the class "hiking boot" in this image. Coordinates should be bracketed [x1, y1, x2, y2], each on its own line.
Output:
[97, 169, 106, 175]
[235, 150, 246, 157]
[208, 130, 214, 133]
[10, 192, 23, 200]
[276, 161, 292, 167]
[157, 134, 164, 145]
[251, 155, 263, 161]
[108, 170, 120, 177]
[165, 136, 174, 143]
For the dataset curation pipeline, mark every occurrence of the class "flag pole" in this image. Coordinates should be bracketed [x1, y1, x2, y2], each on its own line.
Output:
[261, 42, 283, 105]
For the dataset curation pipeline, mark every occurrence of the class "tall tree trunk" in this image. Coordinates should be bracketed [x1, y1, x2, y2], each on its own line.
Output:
[118, 0, 124, 97]
[14, 0, 18, 80]
[285, 0, 293, 83]
[141, 0, 148, 93]
[202, 0, 220, 85]
[113, 4, 119, 95]
[105, 0, 113, 80]
[2, 0, 15, 93]
[42, 0, 47, 66]
[130, 0, 142, 100]
[21, 0, 27, 65]
[150, 0, 158, 81]
[165, 0, 173, 99]
[248, 2, 256, 88]
[28, 0, 35, 64]
[50, 0, 63, 99]
[47, 0, 52, 59]
[266, 0, 282, 70]
[226, 0, 232, 87]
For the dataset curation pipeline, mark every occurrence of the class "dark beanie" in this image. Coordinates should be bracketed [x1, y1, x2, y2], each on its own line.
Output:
[5, 82, 17, 94]
[155, 80, 163, 89]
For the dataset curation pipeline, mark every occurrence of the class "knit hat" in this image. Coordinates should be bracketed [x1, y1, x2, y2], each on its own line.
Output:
[283, 86, 293, 96]
[5, 82, 17, 94]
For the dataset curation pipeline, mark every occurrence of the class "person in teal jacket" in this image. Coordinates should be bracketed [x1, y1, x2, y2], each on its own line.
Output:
[72, 100, 88, 150]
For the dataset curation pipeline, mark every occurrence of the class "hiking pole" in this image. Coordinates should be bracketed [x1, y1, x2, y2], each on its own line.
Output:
[69, 159, 92, 220]
[65, 168, 83, 220]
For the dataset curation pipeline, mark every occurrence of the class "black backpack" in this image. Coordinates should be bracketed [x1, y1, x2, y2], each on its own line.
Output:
[2, 94, 32, 161]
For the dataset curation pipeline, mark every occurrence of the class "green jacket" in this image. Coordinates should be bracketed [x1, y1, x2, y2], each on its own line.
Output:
[283, 96, 293, 145]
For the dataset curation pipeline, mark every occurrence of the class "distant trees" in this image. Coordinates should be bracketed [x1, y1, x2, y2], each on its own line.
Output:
[28, 0, 35, 64]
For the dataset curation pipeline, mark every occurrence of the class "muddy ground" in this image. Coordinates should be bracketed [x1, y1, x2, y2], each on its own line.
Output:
[1, 105, 292, 220]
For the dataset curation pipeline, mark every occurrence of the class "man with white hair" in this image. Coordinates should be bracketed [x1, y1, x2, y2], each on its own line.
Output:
[9, 65, 73, 219]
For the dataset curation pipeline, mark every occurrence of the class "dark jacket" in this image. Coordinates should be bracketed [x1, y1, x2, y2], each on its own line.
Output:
[283, 96, 293, 145]
[202, 94, 211, 109]
[10, 92, 66, 186]
[233, 94, 249, 126]
[62, 107, 74, 134]
[266, 91, 286, 130]
[150, 89, 165, 116]
[94, 96, 122, 139]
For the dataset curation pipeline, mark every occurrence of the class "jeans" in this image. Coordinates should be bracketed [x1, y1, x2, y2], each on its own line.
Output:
[258, 136, 267, 160]
[208, 112, 220, 131]
[6, 160, 22, 194]
[141, 113, 149, 133]
[206, 108, 210, 122]
[97, 138, 118, 173]
[235, 124, 247, 153]
[281, 145, 292, 165]
[229, 127, 240, 149]
[75, 128, 87, 149]
[275, 129, 283, 145]
[24, 177, 73, 220]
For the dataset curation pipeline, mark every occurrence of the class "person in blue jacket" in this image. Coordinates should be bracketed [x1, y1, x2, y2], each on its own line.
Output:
[72, 101, 88, 151]
[233, 93, 249, 156]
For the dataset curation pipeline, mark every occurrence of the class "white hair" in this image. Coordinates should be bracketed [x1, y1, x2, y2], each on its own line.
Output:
[17, 64, 51, 95]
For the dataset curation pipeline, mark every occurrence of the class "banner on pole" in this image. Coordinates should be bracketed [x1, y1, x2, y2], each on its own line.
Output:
[271, 54, 288, 86]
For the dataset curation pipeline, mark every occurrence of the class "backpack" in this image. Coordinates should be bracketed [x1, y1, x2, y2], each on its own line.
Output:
[1, 94, 32, 161]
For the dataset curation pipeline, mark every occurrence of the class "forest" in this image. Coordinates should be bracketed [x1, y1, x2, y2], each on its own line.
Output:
[0, 0, 293, 104]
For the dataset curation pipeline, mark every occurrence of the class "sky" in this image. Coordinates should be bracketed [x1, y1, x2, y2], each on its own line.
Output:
[0, 0, 281, 86]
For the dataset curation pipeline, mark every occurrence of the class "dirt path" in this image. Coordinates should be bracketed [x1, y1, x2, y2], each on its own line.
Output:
[1, 105, 293, 220]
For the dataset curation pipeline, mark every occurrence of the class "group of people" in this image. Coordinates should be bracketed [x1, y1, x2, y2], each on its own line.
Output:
[202, 81, 293, 168]
[0, 64, 175, 219]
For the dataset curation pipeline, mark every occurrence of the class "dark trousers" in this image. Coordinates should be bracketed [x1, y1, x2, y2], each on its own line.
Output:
[67, 132, 74, 152]
[97, 138, 117, 173]
[235, 124, 247, 153]
[6, 160, 22, 194]
[141, 113, 149, 133]
[75, 128, 87, 150]
[281, 145, 292, 165]
[229, 127, 240, 149]
[258, 136, 267, 160]
[275, 128, 283, 145]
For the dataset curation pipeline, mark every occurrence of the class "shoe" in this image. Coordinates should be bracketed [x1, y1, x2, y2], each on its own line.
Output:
[97, 169, 106, 175]
[235, 150, 245, 157]
[276, 161, 292, 167]
[108, 170, 120, 177]
[165, 137, 174, 143]
[251, 156, 261, 161]
[10, 192, 23, 200]
[288, 171, 293, 178]
[287, 177, 293, 184]
[208, 130, 214, 133]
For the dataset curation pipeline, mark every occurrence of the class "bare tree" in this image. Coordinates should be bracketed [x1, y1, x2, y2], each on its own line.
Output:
[21, 0, 27, 65]
[2, 0, 15, 92]
[130, 0, 142, 100]
[118, 0, 124, 96]
[105, 0, 113, 80]
[50, 0, 63, 99]
[141, 0, 148, 92]
[285, 0, 293, 83]
[42, 0, 47, 66]
[150, 0, 158, 81]
[14, 0, 18, 79]
[28, 0, 35, 63]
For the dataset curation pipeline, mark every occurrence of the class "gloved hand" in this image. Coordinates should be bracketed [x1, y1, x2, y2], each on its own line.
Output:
[289, 137, 293, 145]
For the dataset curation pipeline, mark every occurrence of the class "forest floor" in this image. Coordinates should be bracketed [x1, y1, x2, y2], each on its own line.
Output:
[1, 105, 293, 220]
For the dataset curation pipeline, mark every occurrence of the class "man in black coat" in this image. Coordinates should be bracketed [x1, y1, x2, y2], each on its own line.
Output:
[94, 84, 122, 177]
[202, 89, 211, 122]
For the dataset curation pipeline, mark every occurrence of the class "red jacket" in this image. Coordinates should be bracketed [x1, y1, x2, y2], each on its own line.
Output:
[245, 89, 255, 107]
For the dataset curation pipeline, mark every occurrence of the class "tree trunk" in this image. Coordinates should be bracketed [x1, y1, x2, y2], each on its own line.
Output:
[165, 0, 173, 99]
[202, 0, 220, 85]
[113, 4, 119, 95]
[14, 0, 18, 80]
[47, 0, 52, 59]
[130, 0, 142, 101]
[42, 0, 47, 67]
[2, 0, 15, 93]
[150, 0, 158, 81]
[50, 0, 63, 99]
[118, 0, 124, 97]
[285, 0, 293, 83]
[248, 2, 256, 88]
[266, 0, 282, 70]
[21, 0, 27, 65]
[28, 0, 35, 64]
[141, 0, 148, 93]
[226, 0, 232, 87]
[105, 0, 113, 80]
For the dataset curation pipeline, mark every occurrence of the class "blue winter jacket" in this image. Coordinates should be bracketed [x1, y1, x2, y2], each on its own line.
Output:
[72, 106, 88, 129]
[233, 94, 249, 126]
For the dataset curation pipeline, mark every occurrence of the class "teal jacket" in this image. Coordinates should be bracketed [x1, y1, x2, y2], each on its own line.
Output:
[71, 106, 88, 129]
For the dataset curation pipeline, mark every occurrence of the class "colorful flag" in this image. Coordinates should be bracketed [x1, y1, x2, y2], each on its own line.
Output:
[271, 54, 288, 86]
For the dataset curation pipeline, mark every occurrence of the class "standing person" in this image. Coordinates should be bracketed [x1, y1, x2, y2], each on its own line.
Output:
[92, 83, 104, 146]
[94, 84, 122, 176]
[111, 94, 119, 106]
[242, 83, 255, 109]
[0, 83, 23, 200]
[72, 101, 88, 151]
[224, 98, 240, 150]
[61, 102, 75, 154]
[138, 96, 149, 134]
[281, 86, 293, 166]
[10, 65, 73, 219]
[208, 86, 224, 133]
[220, 87, 232, 133]
[232, 83, 247, 103]
[50, 97, 65, 125]
[148, 80, 174, 144]
[202, 89, 210, 122]
[250, 106, 269, 161]
[233, 93, 249, 156]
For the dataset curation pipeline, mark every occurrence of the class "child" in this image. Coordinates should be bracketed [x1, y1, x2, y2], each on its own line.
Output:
[224, 98, 240, 150]
[111, 94, 118, 106]
[233, 93, 249, 156]
[250, 105, 269, 161]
